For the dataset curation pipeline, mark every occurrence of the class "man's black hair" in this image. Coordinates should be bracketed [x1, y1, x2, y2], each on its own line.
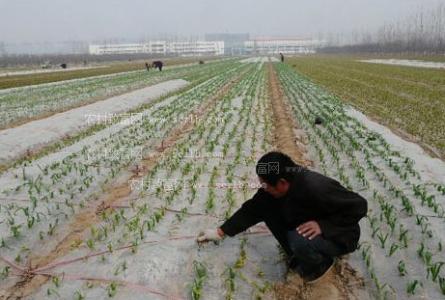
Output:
[255, 151, 303, 186]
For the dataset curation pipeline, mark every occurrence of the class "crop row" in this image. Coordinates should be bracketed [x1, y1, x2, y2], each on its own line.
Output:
[21, 63, 278, 299]
[0, 60, 238, 128]
[276, 62, 445, 299]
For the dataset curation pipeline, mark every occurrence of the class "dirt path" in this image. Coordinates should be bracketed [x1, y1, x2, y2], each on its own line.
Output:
[2, 71, 246, 300]
[267, 62, 312, 167]
[267, 62, 368, 300]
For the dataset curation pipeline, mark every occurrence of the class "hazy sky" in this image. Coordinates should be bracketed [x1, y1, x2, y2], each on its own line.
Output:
[0, 0, 444, 43]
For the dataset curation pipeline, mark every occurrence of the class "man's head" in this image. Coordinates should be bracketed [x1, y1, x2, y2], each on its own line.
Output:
[255, 151, 300, 198]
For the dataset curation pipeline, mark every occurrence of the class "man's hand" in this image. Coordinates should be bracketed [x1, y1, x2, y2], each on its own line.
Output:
[296, 221, 321, 240]
[196, 228, 224, 243]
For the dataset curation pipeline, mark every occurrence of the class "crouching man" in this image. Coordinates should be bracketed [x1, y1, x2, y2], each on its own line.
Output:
[197, 151, 367, 283]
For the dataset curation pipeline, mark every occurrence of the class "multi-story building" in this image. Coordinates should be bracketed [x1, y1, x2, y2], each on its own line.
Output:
[205, 33, 249, 55]
[168, 41, 224, 56]
[244, 38, 324, 54]
[89, 43, 145, 55]
[89, 40, 224, 56]
[146, 41, 168, 55]
[89, 37, 323, 56]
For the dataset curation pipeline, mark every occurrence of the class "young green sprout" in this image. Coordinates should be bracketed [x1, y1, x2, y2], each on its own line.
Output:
[406, 280, 421, 295]
[107, 282, 118, 297]
[398, 260, 406, 277]
[191, 261, 207, 300]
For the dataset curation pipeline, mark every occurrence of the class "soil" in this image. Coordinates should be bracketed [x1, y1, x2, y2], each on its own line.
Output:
[267, 62, 368, 300]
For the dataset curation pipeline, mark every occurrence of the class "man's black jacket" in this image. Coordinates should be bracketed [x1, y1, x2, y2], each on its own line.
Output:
[220, 168, 368, 254]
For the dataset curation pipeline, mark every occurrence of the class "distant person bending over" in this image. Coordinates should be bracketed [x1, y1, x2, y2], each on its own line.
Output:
[152, 60, 163, 71]
[145, 62, 150, 72]
[197, 151, 368, 283]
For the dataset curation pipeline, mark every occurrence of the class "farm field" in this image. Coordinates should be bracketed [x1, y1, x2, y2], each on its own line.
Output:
[0, 65, 108, 77]
[337, 54, 445, 63]
[287, 55, 445, 158]
[359, 59, 445, 69]
[375, 55, 445, 63]
[0, 57, 444, 300]
[0, 59, 235, 130]
[0, 79, 189, 166]
[0, 57, 214, 90]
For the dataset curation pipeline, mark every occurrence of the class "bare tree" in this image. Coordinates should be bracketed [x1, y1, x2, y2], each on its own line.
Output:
[320, 3, 445, 54]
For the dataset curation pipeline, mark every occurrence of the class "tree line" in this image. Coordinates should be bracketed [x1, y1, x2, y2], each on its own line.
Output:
[320, 4, 445, 54]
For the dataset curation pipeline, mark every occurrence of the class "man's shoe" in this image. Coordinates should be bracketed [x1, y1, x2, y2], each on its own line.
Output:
[303, 258, 334, 284]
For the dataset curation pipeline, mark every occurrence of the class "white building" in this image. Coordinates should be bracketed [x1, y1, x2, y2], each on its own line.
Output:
[169, 41, 224, 56]
[89, 44, 145, 55]
[244, 38, 324, 54]
[89, 41, 224, 56]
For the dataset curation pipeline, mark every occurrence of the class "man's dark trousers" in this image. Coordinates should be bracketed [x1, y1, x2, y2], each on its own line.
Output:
[286, 230, 343, 276]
